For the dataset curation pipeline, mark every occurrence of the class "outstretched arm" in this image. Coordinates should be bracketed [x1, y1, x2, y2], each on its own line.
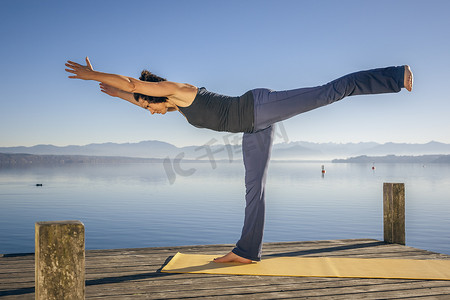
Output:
[99, 83, 144, 108]
[65, 57, 180, 97]
[100, 83, 178, 113]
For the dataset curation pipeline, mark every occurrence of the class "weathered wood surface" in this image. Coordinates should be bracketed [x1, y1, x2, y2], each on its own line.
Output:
[35, 221, 85, 300]
[1, 239, 450, 299]
[384, 183, 406, 245]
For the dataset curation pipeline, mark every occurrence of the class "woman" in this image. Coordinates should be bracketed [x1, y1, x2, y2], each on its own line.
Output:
[65, 57, 413, 263]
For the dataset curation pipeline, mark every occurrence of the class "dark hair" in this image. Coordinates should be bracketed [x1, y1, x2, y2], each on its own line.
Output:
[133, 70, 168, 103]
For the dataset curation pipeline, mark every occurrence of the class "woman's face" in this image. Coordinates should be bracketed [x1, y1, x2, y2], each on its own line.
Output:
[139, 99, 168, 115]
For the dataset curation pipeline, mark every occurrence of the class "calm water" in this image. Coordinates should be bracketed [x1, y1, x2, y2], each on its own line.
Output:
[0, 161, 449, 255]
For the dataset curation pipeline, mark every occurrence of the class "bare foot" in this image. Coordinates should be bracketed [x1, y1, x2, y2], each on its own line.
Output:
[404, 65, 413, 92]
[213, 251, 253, 264]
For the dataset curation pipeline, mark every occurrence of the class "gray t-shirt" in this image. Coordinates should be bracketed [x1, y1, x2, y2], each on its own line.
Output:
[178, 87, 254, 133]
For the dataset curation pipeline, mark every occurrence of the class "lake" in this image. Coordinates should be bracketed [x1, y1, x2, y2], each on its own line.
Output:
[0, 161, 449, 255]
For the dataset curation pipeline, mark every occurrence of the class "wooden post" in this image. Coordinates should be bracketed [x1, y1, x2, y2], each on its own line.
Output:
[383, 183, 405, 245]
[35, 220, 85, 300]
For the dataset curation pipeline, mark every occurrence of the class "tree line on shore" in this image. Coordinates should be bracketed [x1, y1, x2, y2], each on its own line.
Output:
[332, 154, 450, 164]
[0, 153, 162, 167]
[2, 152, 450, 168]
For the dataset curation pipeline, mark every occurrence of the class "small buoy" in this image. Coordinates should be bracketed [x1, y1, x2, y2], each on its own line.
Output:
[372, 166, 376, 170]
[36, 184, 43, 187]
[321, 165, 326, 174]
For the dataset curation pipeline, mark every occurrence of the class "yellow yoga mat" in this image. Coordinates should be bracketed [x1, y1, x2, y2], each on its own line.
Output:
[161, 252, 450, 280]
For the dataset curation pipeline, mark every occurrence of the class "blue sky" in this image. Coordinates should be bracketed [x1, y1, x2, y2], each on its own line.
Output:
[1, 0, 449, 147]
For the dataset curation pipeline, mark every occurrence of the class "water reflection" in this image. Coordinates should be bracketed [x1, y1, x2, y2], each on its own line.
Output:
[0, 162, 449, 255]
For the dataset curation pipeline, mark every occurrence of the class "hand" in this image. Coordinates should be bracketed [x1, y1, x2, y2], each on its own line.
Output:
[99, 82, 121, 98]
[65, 57, 95, 80]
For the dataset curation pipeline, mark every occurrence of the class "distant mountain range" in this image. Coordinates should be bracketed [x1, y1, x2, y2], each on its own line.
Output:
[1, 140, 450, 162]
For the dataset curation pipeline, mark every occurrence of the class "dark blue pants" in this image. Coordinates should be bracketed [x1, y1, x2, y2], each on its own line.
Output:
[232, 66, 405, 261]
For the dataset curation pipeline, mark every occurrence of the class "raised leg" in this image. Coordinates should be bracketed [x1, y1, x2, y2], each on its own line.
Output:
[253, 65, 408, 131]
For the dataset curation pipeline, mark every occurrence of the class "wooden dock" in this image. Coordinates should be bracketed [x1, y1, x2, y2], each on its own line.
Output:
[1, 239, 450, 299]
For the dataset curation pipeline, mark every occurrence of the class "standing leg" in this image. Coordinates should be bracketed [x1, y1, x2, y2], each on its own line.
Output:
[253, 65, 407, 131]
[214, 125, 274, 263]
